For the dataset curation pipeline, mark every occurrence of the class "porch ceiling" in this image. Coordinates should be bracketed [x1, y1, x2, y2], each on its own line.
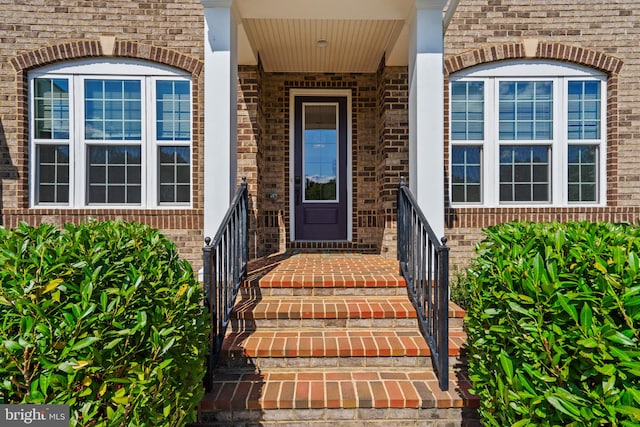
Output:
[234, 0, 416, 73]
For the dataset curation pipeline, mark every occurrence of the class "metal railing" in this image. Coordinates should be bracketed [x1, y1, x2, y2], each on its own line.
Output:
[397, 179, 450, 391]
[202, 178, 248, 391]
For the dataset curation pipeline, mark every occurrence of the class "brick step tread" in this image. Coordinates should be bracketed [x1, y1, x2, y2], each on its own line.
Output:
[243, 287, 409, 297]
[259, 275, 406, 288]
[200, 370, 479, 411]
[222, 330, 466, 358]
[233, 297, 415, 320]
[233, 297, 466, 320]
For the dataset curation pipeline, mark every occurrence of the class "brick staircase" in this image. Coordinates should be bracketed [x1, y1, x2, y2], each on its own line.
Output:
[193, 254, 479, 426]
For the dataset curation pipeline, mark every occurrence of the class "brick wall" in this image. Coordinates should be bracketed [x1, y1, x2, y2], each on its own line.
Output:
[377, 63, 409, 257]
[444, 0, 640, 269]
[0, 0, 205, 269]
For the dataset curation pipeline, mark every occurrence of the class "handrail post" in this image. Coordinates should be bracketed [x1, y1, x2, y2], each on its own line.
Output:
[437, 237, 450, 391]
[202, 236, 214, 391]
[398, 178, 407, 275]
[241, 177, 248, 275]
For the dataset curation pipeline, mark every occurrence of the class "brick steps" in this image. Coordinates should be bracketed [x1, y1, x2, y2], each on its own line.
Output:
[222, 329, 467, 358]
[203, 370, 476, 411]
[231, 296, 465, 330]
[194, 254, 479, 426]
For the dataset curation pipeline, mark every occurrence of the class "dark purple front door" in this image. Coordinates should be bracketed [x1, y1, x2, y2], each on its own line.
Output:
[294, 95, 348, 241]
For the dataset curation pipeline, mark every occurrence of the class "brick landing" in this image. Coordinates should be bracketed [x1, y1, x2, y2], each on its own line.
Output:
[195, 253, 479, 426]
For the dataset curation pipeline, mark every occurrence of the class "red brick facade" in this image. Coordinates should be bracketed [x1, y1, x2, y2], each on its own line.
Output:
[2, 0, 640, 271]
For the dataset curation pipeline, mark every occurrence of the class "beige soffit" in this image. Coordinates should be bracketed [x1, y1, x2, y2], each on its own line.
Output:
[242, 18, 405, 73]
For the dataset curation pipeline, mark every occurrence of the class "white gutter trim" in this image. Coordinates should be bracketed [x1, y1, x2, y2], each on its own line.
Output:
[443, 0, 461, 34]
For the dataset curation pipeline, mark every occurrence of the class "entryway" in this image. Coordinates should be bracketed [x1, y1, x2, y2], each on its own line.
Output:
[291, 91, 351, 241]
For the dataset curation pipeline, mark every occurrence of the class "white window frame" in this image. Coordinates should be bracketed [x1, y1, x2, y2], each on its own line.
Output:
[450, 60, 607, 208]
[29, 59, 193, 209]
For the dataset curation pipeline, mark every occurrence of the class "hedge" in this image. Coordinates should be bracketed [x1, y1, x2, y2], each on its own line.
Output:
[0, 221, 208, 426]
[465, 221, 640, 426]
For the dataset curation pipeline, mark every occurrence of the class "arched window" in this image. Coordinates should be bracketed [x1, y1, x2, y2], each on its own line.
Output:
[450, 60, 606, 206]
[29, 59, 192, 208]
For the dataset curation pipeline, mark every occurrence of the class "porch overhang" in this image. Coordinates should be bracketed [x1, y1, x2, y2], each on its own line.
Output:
[203, 0, 448, 73]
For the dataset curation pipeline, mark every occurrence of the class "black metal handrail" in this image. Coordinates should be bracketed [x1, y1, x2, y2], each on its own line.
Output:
[397, 179, 450, 391]
[202, 177, 248, 390]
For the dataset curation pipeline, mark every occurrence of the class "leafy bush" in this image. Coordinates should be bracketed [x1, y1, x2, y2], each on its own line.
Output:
[465, 221, 640, 426]
[450, 265, 472, 310]
[0, 221, 208, 426]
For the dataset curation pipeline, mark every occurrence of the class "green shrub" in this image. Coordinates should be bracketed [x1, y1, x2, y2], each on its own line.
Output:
[450, 265, 472, 311]
[465, 221, 640, 426]
[0, 220, 208, 426]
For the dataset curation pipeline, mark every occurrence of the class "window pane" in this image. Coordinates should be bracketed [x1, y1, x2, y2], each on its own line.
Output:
[158, 146, 191, 203]
[36, 145, 69, 204]
[568, 145, 598, 202]
[84, 80, 141, 140]
[34, 78, 69, 139]
[87, 145, 141, 204]
[499, 145, 550, 202]
[499, 81, 553, 140]
[568, 81, 601, 140]
[450, 81, 484, 141]
[451, 146, 482, 203]
[156, 80, 191, 141]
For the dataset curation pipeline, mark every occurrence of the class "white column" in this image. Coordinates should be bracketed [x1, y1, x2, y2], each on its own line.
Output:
[408, 0, 446, 239]
[202, 0, 238, 239]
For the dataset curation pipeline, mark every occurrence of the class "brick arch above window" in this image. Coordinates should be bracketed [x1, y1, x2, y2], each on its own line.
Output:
[444, 42, 623, 76]
[10, 40, 203, 76]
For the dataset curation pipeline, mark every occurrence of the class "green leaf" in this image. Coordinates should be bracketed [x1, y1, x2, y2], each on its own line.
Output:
[499, 350, 514, 382]
[4, 340, 23, 352]
[71, 337, 100, 352]
[557, 293, 579, 324]
[580, 303, 593, 333]
[615, 405, 640, 418]
[605, 331, 636, 347]
[546, 394, 581, 419]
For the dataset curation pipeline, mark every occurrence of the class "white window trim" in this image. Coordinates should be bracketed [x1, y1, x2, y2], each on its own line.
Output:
[29, 59, 193, 209]
[450, 60, 607, 208]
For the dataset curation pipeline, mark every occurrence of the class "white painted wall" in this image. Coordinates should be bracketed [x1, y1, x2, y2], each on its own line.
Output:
[408, 0, 446, 240]
[202, 2, 238, 239]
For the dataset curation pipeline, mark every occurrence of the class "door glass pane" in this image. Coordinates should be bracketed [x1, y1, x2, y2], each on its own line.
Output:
[304, 104, 337, 201]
